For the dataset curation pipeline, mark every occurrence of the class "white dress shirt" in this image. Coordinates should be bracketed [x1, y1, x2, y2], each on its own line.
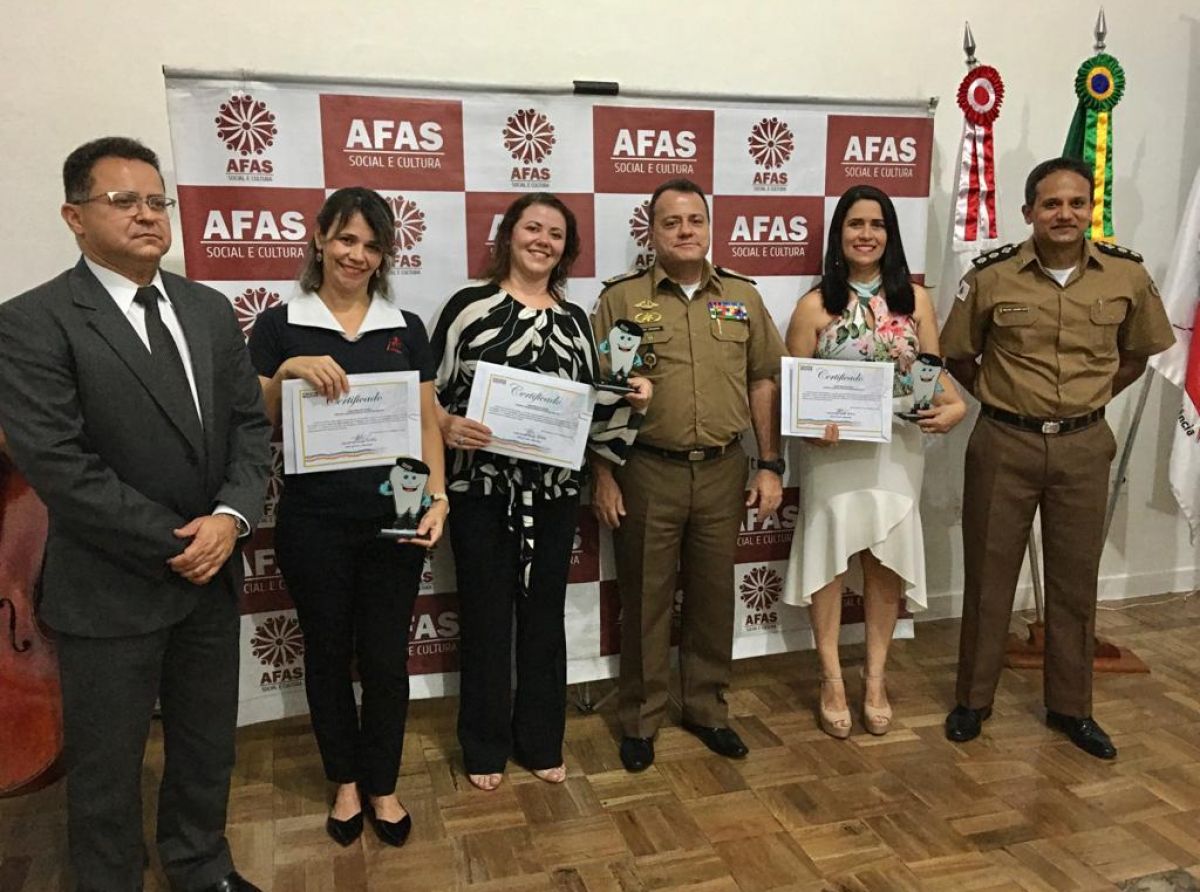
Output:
[84, 257, 250, 536]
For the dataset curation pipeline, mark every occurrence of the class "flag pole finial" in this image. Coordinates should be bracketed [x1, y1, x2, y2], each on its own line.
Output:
[963, 21, 977, 66]
[1094, 7, 1107, 51]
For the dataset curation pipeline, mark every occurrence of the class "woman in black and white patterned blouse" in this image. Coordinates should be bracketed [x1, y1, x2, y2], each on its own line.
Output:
[431, 193, 651, 791]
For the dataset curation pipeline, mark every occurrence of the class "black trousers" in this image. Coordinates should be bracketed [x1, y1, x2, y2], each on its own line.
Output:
[449, 492, 577, 774]
[57, 586, 239, 892]
[275, 510, 424, 796]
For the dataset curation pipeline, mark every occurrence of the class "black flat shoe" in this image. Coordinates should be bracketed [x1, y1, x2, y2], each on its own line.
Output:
[619, 736, 655, 772]
[325, 810, 364, 847]
[362, 797, 413, 847]
[1046, 711, 1117, 760]
[198, 872, 262, 892]
[682, 722, 749, 759]
[944, 704, 992, 742]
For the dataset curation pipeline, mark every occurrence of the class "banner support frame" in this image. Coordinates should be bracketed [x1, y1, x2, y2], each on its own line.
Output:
[162, 66, 937, 116]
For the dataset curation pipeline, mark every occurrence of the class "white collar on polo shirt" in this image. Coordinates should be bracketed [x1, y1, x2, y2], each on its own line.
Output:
[286, 290, 407, 340]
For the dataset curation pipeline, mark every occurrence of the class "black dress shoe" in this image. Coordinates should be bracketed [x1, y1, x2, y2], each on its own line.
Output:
[1046, 711, 1117, 760]
[944, 704, 992, 742]
[619, 736, 655, 772]
[325, 809, 364, 847]
[362, 797, 413, 847]
[682, 722, 749, 759]
[199, 872, 263, 892]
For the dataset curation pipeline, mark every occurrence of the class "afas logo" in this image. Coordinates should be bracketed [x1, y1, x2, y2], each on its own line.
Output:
[739, 565, 783, 631]
[215, 92, 277, 182]
[179, 186, 325, 280]
[464, 192, 595, 279]
[825, 115, 932, 197]
[712, 196, 823, 276]
[385, 194, 427, 274]
[232, 287, 282, 339]
[628, 200, 655, 270]
[503, 107, 556, 187]
[250, 614, 304, 690]
[593, 106, 714, 193]
[320, 94, 464, 191]
[747, 117, 794, 191]
[736, 487, 799, 563]
[407, 593, 461, 674]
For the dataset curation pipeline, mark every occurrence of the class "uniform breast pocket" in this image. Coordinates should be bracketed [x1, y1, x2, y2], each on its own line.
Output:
[709, 319, 750, 343]
[991, 303, 1039, 351]
[638, 329, 673, 371]
[1089, 297, 1129, 348]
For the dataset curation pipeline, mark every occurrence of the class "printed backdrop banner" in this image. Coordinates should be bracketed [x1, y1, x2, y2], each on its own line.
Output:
[164, 73, 934, 725]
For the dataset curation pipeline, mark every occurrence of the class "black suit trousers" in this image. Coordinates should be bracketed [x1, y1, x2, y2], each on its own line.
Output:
[449, 492, 577, 774]
[56, 583, 239, 892]
[275, 511, 424, 796]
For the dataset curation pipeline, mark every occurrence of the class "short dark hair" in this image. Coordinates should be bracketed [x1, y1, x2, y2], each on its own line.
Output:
[818, 184, 915, 317]
[298, 187, 396, 298]
[62, 137, 161, 203]
[483, 192, 580, 299]
[1024, 157, 1095, 207]
[648, 178, 709, 223]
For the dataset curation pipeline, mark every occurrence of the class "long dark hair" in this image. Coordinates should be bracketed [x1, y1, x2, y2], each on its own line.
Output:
[818, 185, 914, 317]
[483, 192, 580, 300]
[298, 187, 396, 298]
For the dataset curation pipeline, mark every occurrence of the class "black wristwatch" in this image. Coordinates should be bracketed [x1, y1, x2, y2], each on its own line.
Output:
[753, 457, 786, 475]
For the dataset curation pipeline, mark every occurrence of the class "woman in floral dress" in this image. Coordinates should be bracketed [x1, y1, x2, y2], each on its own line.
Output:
[782, 185, 965, 739]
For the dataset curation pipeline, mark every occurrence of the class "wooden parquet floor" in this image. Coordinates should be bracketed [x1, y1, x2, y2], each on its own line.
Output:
[3, 596, 1200, 891]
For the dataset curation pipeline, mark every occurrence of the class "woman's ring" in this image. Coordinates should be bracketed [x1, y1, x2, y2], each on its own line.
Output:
[456, 435, 464, 446]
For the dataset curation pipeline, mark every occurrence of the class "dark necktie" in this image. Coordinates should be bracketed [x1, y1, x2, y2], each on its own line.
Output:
[133, 286, 203, 445]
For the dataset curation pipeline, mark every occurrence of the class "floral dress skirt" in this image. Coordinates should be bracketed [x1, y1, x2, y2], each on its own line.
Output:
[782, 292, 927, 609]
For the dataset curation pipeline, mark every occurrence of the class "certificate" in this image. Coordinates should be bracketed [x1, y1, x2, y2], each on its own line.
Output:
[466, 361, 595, 470]
[281, 371, 421, 474]
[781, 357, 893, 443]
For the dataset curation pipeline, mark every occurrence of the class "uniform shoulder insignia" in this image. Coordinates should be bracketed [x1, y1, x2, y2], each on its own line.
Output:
[715, 266, 758, 285]
[1094, 242, 1144, 263]
[970, 244, 1018, 270]
[601, 267, 651, 289]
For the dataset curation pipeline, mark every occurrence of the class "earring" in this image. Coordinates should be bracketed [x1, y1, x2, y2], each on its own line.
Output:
[315, 249, 323, 263]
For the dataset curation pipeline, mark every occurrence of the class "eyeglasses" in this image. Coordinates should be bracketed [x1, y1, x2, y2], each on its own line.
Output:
[74, 191, 177, 213]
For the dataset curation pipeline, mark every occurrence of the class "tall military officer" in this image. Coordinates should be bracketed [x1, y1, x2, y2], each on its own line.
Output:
[591, 178, 786, 772]
[941, 157, 1174, 759]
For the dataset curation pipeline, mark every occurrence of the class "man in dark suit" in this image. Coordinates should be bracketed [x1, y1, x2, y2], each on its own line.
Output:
[0, 137, 271, 891]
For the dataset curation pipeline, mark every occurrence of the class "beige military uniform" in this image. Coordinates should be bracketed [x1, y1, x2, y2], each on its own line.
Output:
[942, 238, 1173, 716]
[593, 261, 785, 736]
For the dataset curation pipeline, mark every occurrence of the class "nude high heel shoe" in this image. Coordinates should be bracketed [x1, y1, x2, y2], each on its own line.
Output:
[861, 667, 893, 736]
[819, 676, 852, 739]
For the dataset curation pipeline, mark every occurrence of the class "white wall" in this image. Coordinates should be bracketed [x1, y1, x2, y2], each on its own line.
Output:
[3, 0, 1199, 608]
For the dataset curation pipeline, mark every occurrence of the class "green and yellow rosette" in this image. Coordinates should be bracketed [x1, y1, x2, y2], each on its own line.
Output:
[1063, 53, 1126, 242]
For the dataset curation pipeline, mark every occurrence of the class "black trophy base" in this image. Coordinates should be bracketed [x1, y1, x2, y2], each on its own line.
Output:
[378, 527, 419, 539]
[896, 412, 922, 422]
[595, 381, 636, 395]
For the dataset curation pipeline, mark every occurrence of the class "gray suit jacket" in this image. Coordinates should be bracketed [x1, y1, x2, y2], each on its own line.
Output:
[0, 258, 272, 637]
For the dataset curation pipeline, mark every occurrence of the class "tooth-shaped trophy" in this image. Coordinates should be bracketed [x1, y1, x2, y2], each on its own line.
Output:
[898, 353, 943, 420]
[379, 456, 430, 538]
[595, 318, 645, 394]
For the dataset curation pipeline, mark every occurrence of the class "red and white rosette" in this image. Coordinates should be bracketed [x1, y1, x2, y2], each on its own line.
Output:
[954, 65, 1005, 245]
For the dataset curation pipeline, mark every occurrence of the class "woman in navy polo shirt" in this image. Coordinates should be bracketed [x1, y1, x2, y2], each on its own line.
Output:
[248, 188, 446, 848]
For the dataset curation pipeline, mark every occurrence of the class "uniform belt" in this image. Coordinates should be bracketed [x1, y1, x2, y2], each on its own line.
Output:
[631, 439, 739, 462]
[981, 404, 1104, 435]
